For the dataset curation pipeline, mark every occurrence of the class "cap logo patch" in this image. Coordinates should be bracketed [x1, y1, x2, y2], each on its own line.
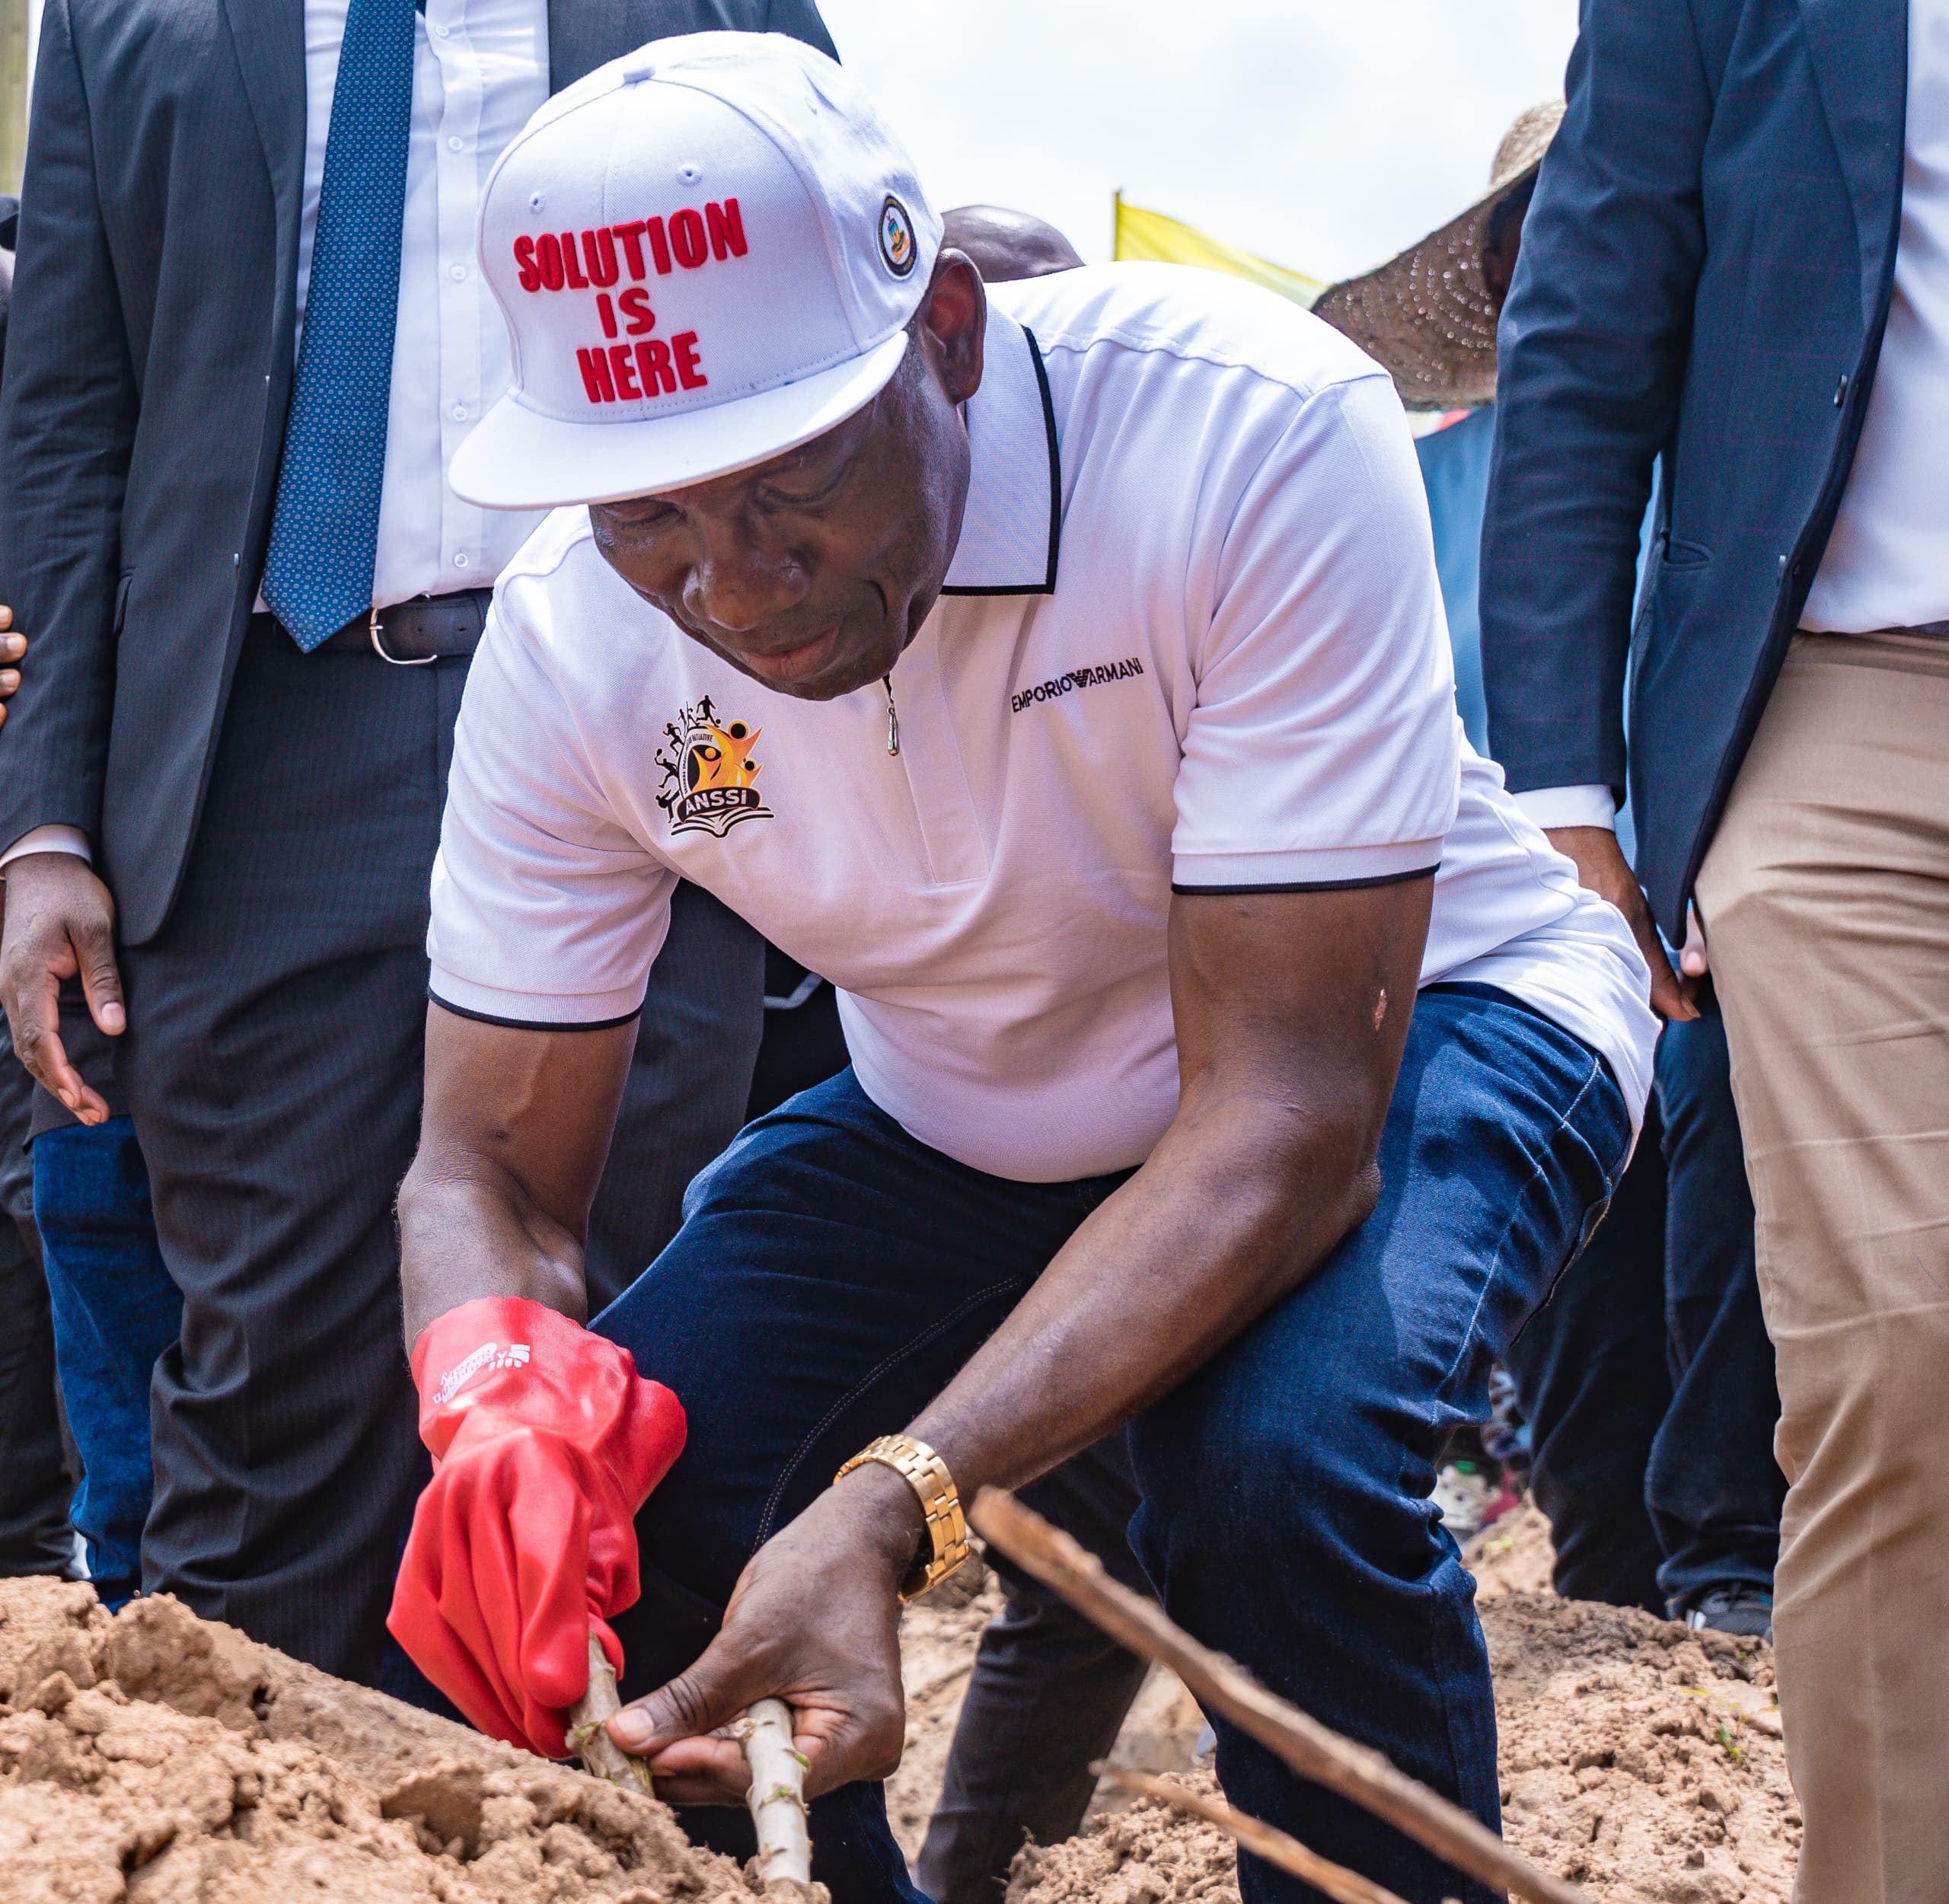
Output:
[879, 196, 916, 278]
[656, 696, 772, 838]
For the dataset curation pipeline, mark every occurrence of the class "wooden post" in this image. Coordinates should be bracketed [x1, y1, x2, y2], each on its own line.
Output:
[970, 1487, 1591, 1904]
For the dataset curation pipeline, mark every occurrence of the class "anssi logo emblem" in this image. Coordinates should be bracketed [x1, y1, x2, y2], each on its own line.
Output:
[656, 696, 773, 838]
[879, 196, 916, 278]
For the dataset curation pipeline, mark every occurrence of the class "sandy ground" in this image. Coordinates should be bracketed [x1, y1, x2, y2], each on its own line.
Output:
[3, 1510, 1798, 1904]
[0, 1577, 755, 1903]
[884, 1559, 1207, 1864]
[1004, 1508, 1801, 1904]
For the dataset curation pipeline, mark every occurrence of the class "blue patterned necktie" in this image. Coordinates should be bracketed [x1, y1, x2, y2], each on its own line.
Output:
[260, 0, 418, 652]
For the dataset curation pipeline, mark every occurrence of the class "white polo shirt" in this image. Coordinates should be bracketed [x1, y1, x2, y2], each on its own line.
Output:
[430, 265, 1655, 1182]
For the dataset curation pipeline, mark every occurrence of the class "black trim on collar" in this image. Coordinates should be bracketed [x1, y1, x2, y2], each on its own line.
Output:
[429, 990, 644, 1033]
[940, 326, 1062, 599]
[1170, 863, 1440, 896]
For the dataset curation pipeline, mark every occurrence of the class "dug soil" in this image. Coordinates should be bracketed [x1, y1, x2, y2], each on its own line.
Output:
[4, 1508, 1799, 1904]
[1003, 1508, 1801, 1904]
[0, 1577, 754, 1902]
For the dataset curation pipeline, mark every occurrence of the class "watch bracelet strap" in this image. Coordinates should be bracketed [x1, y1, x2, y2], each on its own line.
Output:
[833, 1434, 971, 1602]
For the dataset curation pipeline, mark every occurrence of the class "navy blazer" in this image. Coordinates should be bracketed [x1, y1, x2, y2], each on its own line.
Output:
[1479, 0, 1907, 937]
[0, 0, 834, 945]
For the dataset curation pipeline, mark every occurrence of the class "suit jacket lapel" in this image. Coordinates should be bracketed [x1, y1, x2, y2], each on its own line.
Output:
[1796, 0, 1908, 322]
[219, 0, 306, 260]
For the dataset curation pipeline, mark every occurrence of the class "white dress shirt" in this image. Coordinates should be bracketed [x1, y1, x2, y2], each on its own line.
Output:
[4, 0, 551, 872]
[1517, 0, 1949, 834]
[1801, 0, 1949, 633]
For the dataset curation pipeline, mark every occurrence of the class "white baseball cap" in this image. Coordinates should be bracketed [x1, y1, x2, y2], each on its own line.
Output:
[450, 33, 942, 511]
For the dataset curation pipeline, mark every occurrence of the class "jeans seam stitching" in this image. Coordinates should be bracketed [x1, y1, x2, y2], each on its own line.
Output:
[752, 1272, 1030, 1549]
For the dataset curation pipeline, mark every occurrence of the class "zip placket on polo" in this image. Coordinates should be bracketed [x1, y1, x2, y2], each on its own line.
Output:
[886, 627, 989, 887]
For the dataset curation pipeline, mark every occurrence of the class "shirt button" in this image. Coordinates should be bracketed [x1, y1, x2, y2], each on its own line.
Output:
[448, 263, 467, 282]
[447, 136, 465, 152]
[453, 553, 471, 569]
[432, 21, 450, 37]
[451, 403, 468, 421]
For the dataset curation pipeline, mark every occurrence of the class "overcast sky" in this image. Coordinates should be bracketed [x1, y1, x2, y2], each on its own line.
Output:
[18, 0, 1579, 285]
[818, 0, 1579, 282]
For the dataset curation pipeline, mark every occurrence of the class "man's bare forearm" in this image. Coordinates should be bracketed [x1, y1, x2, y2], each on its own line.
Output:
[399, 1009, 640, 1348]
[396, 1156, 592, 1347]
[906, 1086, 1383, 1505]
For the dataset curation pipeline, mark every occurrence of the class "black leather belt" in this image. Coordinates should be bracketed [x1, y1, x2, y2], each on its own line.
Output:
[262, 588, 495, 663]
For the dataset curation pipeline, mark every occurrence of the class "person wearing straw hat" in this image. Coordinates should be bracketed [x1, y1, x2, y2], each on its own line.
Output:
[1319, 108, 1784, 1640]
[387, 34, 1656, 1902]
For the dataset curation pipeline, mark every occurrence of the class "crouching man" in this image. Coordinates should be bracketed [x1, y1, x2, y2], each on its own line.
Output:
[389, 35, 1656, 1904]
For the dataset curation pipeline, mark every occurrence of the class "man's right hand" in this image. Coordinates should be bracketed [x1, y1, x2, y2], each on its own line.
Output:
[1545, 824, 1699, 1022]
[0, 850, 126, 1121]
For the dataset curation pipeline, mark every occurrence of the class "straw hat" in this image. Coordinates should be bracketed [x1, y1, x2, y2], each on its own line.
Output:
[1313, 100, 1563, 410]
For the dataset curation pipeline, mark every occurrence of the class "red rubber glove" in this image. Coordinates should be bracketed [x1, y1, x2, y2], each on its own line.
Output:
[386, 1297, 685, 1758]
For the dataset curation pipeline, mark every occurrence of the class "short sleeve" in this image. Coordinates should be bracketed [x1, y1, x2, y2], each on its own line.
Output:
[1171, 371, 1460, 892]
[429, 592, 675, 1029]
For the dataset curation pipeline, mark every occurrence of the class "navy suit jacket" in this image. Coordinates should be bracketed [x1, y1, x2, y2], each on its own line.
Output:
[0, 0, 834, 945]
[1479, 0, 1907, 936]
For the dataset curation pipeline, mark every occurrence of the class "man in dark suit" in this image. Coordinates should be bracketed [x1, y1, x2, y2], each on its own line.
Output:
[1480, 5, 1943, 1896]
[0, 0, 834, 1686]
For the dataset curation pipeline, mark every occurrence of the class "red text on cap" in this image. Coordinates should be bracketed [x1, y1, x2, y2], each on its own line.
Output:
[513, 199, 747, 292]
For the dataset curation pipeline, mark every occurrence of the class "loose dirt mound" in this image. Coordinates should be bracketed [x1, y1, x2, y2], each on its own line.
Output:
[0, 1577, 754, 1904]
[1008, 1589, 1798, 1904]
[1467, 1501, 1558, 1599]
[885, 1564, 1207, 1862]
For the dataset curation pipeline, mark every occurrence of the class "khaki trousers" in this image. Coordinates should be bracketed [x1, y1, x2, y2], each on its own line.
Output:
[1696, 632, 1949, 1904]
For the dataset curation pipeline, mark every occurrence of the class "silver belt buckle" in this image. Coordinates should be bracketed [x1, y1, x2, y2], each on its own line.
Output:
[369, 605, 439, 666]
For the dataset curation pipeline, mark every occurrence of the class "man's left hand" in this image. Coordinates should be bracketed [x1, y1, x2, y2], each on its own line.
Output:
[608, 1464, 920, 1802]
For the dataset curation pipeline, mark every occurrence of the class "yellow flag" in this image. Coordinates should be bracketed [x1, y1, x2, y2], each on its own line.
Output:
[1112, 194, 1325, 309]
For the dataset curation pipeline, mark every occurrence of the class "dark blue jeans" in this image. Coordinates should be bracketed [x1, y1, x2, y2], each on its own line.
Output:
[33, 1117, 182, 1607]
[596, 985, 1629, 1904]
[1503, 995, 1780, 1613]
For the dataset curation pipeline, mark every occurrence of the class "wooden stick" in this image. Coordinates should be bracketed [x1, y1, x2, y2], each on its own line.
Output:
[733, 1698, 830, 1902]
[971, 1487, 1590, 1904]
[1095, 1765, 1413, 1904]
[566, 1629, 656, 1798]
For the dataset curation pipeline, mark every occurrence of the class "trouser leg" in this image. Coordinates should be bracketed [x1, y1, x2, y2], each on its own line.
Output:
[598, 1068, 1131, 1903]
[117, 630, 459, 1683]
[917, 1437, 1152, 1904]
[582, 883, 767, 1313]
[1130, 987, 1630, 1904]
[0, 1217, 72, 1579]
[1500, 1102, 1669, 1610]
[31, 1118, 180, 1604]
[0, 1019, 73, 1580]
[1647, 994, 1781, 1612]
[1695, 631, 1949, 1904]
[596, 988, 1627, 1904]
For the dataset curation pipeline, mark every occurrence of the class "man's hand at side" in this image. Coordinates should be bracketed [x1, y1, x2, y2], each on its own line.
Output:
[0, 849, 124, 1121]
[1545, 824, 1698, 1022]
[0, 604, 24, 729]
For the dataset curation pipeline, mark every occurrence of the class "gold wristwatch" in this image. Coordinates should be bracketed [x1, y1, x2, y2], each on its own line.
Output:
[834, 1434, 970, 1602]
